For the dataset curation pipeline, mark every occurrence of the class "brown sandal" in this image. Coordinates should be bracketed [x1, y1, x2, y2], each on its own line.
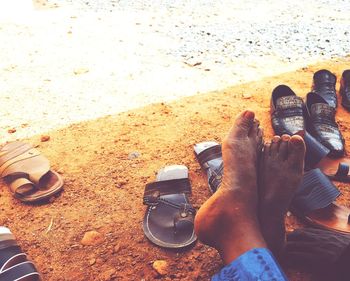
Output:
[0, 142, 63, 202]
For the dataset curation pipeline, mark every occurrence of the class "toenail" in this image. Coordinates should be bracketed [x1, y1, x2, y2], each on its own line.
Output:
[243, 110, 255, 120]
[281, 134, 291, 141]
[272, 136, 280, 143]
[290, 136, 305, 146]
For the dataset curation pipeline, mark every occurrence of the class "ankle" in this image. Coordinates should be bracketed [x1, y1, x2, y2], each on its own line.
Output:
[218, 227, 267, 265]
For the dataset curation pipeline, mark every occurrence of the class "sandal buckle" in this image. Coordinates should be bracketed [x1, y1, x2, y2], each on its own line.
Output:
[143, 191, 160, 206]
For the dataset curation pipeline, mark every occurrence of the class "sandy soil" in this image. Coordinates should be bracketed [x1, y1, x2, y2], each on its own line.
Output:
[0, 57, 349, 280]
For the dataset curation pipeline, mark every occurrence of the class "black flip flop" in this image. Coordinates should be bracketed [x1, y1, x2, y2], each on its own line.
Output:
[303, 131, 350, 182]
[142, 165, 197, 249]
[291, 168, 350, 234]
[0, 227, 41, 281]
[0, 240, 27, 273]
[194, 142, 222, 193]
[0, 262, 40, 281]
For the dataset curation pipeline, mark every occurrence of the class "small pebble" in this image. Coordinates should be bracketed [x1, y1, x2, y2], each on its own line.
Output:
[73, 68, 89, 75]
[81, 231, 104, 246]
[41, 135, 50, 142]
[128, 151, 140, 159]
[242, 93, 252, 99]
[152, 260, 168, 276]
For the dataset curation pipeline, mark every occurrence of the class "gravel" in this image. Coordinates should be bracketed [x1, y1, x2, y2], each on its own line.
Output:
[0, 0, 349, 142]
[58, 0, 350, 64]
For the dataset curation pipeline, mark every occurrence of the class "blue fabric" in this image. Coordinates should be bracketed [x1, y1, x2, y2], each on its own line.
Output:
[212, 248, 288, 281]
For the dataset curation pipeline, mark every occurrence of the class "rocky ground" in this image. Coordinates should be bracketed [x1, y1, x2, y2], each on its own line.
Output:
[0, 0, 349, 141]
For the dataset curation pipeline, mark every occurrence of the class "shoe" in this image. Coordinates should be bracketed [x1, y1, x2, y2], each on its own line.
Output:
[270, 85, 305, 135]
[142, 165, 197, 249]
[311, 69, 337, 108]
[340, 70, 350, 111]
[306, 92, 344, 157]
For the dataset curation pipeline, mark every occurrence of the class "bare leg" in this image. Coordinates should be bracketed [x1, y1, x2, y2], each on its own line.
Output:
[259, 134, 305, 256]
[194, 110, 266, 265]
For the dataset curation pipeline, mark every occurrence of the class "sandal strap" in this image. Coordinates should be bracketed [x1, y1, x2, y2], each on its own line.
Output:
[0, 252, 27, 273]
[196, 145, 221, 168]
[303, 131, 330, 168]
[0, 240, 17, 251]
[9, 178, 35, 196]
[335, 163, 350, 178]
[0, 143, 33, 168]
[292, 168, 340, 214]
[0, 262, 39, 281]
[0, 149, 47, 181]
[143, 178, 191, 201]
[144, 194, 196, 213]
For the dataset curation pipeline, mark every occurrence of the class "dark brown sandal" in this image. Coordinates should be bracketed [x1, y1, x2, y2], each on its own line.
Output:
[142, 165, 197, 249]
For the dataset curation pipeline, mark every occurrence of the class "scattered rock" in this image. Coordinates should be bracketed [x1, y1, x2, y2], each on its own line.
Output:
[41, 135, 50, 142]
[88, 258, 96, 266]
[184, 61, 202, 67]
[73, 68, 89, 75]
[7, 128, 16, 134]
[242, 93, 252, 99]
[99, 269, 116, 281]
[81, 231, 104, 246]
[152, 260, 168, 276]
[128, 151, 140, 159]
[113, 243, 122, 253]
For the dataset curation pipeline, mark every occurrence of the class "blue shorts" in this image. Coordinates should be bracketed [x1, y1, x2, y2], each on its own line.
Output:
[212, 248, 288, 281]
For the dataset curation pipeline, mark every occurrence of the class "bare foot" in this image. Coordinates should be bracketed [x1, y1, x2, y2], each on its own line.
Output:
[259, 134, 305, 256]
[194, 110, 266, 265]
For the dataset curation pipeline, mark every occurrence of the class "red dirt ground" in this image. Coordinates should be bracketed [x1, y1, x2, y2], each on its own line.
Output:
[1, 57, 350, 280]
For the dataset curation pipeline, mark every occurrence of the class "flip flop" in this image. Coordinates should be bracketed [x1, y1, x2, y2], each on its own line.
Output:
[194, 141, 222, 193]
[0, 142, 64, 202]
[0, 262, 40, 281]
[291, 168, 350, 233]
[0, 228, 27, 273]
[0, 227, 41, 281]
[303, 131, 350, 182]
[142, 165, 197, 248]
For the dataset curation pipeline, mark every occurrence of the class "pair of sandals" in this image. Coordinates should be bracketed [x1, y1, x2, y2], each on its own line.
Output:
[0, 227, 40, 281]
[142, 142, 223, 249]
[0, 142, 63, 203]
